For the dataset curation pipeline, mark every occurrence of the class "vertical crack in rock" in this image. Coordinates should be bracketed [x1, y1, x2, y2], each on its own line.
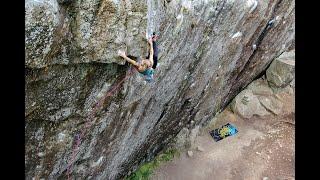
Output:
[221, 0, 292, 108]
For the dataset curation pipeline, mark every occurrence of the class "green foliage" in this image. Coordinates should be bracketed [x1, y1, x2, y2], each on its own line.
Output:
[126, 149, 179, 180]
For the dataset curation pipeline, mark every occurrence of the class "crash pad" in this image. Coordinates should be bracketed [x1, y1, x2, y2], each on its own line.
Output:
[209, 123, 238, 142]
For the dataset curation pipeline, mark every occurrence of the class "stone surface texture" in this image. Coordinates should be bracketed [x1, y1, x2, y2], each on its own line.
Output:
[266, 50, 295, 88]
[231, 89, 270, 119]
[25, 0, 295, 179]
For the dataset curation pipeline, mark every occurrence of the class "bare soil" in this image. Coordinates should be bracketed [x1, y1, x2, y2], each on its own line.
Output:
[151, 90, 294, 180]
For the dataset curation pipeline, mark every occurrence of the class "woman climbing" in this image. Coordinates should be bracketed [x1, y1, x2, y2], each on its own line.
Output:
[118, 33, 159, 82]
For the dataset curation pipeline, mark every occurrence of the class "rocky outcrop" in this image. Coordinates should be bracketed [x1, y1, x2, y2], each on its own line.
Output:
[25, 0, 295, 179]
[231, 89, 270, 119]
[231, 50, 295, 118]
[172, 125, 200, 151]
[266, 50, 295, 89]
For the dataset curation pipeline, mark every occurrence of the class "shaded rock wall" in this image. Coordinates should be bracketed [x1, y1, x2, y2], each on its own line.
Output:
[25, 0, 295, 179]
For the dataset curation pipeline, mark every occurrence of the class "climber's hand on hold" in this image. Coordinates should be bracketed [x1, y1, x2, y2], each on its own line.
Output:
[118, 50, 126, 58]
[152, 35, 158, 41]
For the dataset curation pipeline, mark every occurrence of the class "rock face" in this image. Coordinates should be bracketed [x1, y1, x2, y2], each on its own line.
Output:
[266, 50, 295, 88]
[26, 0, 148, 68]
[25, 0, 295, 179]
[25, 0, 61, 68]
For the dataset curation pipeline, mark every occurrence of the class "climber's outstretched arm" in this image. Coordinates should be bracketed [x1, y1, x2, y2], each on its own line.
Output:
[148, 38, 154, 65]
[118, 50, 139, 67]
[124, 56, 139, 67]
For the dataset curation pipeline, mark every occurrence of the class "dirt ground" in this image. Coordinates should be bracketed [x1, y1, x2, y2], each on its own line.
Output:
[151, 90, 295, 180]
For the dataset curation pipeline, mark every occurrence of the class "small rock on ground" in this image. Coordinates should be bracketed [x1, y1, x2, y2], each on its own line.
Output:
[197, 146, 204, 152]
[187, 151, 193, 157]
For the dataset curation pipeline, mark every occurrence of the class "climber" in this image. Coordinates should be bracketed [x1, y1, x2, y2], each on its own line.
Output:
[118, 33, 159, 82]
